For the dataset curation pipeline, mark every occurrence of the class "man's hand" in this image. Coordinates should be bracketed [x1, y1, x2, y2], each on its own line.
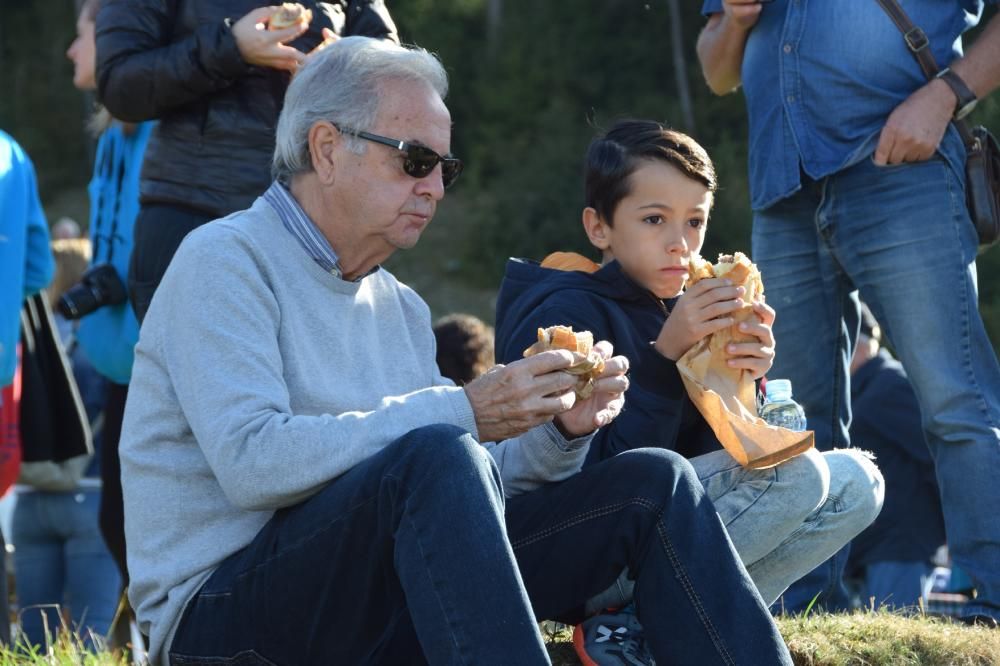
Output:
[873, 78, 955, 166]
[232, 6, 309, 73]
[654, 277, 744, 361]
[464, 350, 580, 443]
[553, 342, 629, 438]
[726, 301, 775, 380]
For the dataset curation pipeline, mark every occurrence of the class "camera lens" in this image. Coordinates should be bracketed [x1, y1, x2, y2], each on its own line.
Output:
[56, 264, 128, 320]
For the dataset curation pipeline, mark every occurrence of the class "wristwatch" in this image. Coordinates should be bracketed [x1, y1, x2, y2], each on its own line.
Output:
[935, 67, 978, 120]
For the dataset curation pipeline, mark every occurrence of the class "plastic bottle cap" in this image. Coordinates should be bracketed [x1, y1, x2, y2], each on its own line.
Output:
[766, 378, 793, 401]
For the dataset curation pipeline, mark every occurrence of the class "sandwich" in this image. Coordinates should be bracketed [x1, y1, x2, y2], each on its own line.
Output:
[522, 325, 606, 399]
[688, 251, 763, 303]
[269, 2, 312, 30]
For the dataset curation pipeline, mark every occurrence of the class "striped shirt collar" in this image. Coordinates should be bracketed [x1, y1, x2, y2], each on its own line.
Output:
[263, 181, 377, 281]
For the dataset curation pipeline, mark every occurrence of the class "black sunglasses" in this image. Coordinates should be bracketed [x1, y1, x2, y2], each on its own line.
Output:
[333, 124, 463, 188]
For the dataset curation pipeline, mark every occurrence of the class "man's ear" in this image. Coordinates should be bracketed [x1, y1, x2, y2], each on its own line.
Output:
[582, 207, 611, 251]
[308, 121, 340, 185]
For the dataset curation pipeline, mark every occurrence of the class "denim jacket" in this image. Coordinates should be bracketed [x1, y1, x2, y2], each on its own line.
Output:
[701, 0, 995, 210]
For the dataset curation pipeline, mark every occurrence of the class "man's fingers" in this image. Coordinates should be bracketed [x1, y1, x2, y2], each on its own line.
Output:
[538, 390, 577, 415]
[874, 126, 894, 166]
[591, 373, 629, 396]
[596, 354, 629, 378]
[517, 349, 576, 375]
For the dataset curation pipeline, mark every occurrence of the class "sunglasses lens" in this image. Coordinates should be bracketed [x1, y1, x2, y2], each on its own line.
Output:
[441, 159, 463, 188]
[403, 147, 439, 179]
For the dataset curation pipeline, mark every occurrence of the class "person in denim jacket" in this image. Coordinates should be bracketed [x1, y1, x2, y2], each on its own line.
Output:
[698, 0, 1000, 626]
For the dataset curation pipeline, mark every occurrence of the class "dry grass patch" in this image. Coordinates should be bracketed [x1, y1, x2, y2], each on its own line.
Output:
[544, 611, 1000, 666]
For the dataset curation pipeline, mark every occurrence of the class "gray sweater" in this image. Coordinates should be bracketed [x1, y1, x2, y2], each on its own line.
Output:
[120, 196, 593, 664]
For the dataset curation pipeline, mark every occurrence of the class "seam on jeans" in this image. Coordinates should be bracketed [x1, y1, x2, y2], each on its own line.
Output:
[400, 507, 468, 664]
[509, 498, 658, 549]
[655, 520, 736, 665]
[942, 164, 1000, 431]
[815, 177, 850, 448]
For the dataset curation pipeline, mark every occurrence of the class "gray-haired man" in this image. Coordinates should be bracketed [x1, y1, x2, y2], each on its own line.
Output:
[121, 37, 793, 665]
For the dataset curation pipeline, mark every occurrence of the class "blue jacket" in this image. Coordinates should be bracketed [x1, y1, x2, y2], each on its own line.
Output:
[495, 257, 720, 466]
[0, 131, 54, 387]
[847, 350, 945, 567]
[76, 121, 152, 385]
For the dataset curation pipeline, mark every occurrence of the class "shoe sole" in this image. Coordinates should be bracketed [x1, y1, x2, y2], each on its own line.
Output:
[572, 624, 602, 666]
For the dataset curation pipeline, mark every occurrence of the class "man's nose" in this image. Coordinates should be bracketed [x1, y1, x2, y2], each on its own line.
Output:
[415, 165, 446, 200]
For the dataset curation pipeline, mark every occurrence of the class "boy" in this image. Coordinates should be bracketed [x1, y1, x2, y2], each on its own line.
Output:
[495, 120, 884, 664]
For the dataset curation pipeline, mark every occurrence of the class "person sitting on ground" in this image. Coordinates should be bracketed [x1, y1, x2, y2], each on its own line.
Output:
[846, 303, 945, 610]
[495, 119, 884, 665]
[119, 38, 795, 665]
[433, 313, 495, 385]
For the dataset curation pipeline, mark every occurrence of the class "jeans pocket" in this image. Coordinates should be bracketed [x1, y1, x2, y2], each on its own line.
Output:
[170, 649, 278, 666]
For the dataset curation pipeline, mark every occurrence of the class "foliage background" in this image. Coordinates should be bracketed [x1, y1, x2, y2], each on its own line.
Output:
[1, 0, 998, 353]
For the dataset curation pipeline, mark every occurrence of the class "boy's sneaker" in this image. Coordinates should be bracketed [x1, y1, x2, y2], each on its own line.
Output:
[572, 605, 655, 666]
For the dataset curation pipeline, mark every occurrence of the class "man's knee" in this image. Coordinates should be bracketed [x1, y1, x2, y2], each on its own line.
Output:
[608, 448, 702, 503]
[393, 424, 495, 483]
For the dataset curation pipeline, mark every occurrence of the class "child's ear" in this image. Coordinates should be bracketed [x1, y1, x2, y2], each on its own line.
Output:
[582, 207, 611, 251]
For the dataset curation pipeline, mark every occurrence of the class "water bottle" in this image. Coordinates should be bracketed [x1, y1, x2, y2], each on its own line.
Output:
[760, 379, 807, 431]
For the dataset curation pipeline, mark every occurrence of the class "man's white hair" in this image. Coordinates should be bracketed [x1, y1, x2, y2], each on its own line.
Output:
[272, 37, 449, 182]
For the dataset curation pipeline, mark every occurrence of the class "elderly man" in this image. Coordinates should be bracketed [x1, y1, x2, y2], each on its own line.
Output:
[121, 37, 793, 665]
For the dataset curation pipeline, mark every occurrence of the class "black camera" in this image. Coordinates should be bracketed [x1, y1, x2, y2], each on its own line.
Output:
[57, 264, 128, 320]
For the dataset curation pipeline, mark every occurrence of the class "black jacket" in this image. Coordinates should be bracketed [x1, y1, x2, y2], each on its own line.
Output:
[95, 0, 397, 218]
[495, 257, 721, 466]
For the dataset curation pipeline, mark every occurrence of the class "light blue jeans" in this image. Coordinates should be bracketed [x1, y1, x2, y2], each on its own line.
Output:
[12, 487, 122, 647]
[588, 447, 883, 610]
[752, 154, 1000, 621]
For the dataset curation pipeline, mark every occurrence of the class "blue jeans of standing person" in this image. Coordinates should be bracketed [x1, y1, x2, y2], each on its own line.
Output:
[168, 425, 791, 665]
[12, 486, 123, 647]
[752, 154, 1000, 622]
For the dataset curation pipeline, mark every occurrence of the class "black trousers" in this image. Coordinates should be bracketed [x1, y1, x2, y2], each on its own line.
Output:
[100, 381, 129, 583]
[128, 203, 216, 324]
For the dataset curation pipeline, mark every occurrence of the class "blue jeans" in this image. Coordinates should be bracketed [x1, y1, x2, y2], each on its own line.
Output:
[12, 487, 123, 647]
[752, 154, 1000, 621]
[861, 561, 933, 610]
[168, 425, 791, 665]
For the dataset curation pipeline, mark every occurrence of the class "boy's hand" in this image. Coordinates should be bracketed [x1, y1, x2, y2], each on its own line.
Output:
[554, 341, 630, 437]
[654, 277, 745, 361]
[726, 301, 775, 379]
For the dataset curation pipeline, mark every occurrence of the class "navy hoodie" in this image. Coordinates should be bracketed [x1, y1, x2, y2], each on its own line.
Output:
[495, 257, 721, 466]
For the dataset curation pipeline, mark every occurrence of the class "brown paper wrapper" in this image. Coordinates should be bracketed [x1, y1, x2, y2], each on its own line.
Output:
[676, 303, 814, 469]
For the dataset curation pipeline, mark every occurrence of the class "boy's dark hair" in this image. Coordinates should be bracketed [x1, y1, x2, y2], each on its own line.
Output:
[433, 314, 495, 386]
[584, 119, 717, 225]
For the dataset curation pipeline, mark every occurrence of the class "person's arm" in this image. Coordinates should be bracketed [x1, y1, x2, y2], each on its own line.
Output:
[874, 13, 1000, 165]
[20, 154, 53, 296]
[696, 1, 765, 95]
[341, 0, 399, 42]
[95, 1, 306, 122]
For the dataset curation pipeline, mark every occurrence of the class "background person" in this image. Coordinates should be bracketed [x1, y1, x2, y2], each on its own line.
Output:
[95, 0, 398, 323]
[67, 0, 153, 585]
[12, 238, 122, 649]
[697, 1, 1000, 625]
[0, 129, 55, 647]
[432, 313, 495, 385]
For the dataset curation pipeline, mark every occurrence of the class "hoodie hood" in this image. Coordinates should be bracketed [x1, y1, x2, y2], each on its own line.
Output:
[495, 255, 662, 353]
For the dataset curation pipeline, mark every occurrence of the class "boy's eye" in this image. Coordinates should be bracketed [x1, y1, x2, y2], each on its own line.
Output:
[643, 215, 664, 225]
[687, 218, 705, 229]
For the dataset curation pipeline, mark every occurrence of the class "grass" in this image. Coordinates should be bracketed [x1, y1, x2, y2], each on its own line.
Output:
[543, 611, 1000, 666]
[2, 610, 998, 665]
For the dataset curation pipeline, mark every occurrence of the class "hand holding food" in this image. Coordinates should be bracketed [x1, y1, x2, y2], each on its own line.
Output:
[268, 2, 313, 30]
[523, 325, 606, 399]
